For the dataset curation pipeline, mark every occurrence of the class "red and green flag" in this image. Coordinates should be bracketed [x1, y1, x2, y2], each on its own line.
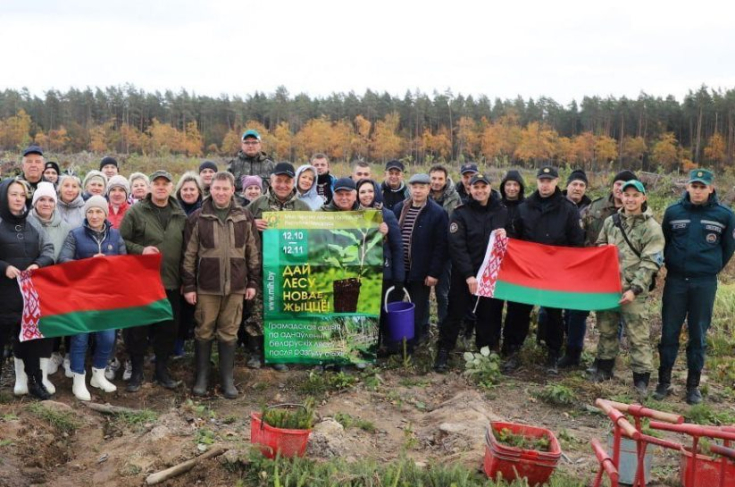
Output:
[476, 231, 622, 311]
[18, 254, 173, 342]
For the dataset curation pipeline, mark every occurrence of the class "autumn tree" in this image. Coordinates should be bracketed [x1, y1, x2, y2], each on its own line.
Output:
[455, 116, 480, 159]
[270, 121, 293, 160]
[703, 132, 726, 166]
[594, 135, 618, 167]
[514, 122, 558, 164]
[652, 133, 680, 170]
[621, 136, 647, 169]
[571, 132, 596, 170]
[0, 110, 32, 150]
[370, 112, 404, 162]
[351, 115, 371, 159]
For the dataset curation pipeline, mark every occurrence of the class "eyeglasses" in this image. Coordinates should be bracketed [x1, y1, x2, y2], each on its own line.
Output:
[242, 141, 260, 146]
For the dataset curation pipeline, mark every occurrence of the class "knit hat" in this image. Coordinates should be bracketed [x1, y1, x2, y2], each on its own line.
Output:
[107, 175, 130, 196]
[566, 169, 588, 186]
[612, 170, 637, 184]
[84, 195, 109, 218]
[83, 170, 107, 191]
[199, 161, 218, 173]
[44, 161, 60, 175]
[241, 175, 263, 190]
[31, 181, 57, 206]
[100, 156, 118, 170]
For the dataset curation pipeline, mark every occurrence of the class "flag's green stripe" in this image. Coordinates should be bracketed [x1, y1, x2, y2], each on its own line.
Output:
[494, 281, 620, 311]
[37, 299, 172, 338]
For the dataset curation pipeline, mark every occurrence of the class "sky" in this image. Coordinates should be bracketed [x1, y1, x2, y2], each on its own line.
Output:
[2, 0, 734, 104]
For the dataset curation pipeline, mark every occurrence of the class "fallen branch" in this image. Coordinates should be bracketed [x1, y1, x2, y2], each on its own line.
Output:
[83, 402, 145, 415]
[145, 446, 227, 485]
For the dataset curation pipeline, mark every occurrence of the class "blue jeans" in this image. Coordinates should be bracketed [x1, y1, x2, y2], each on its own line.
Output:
[70, 330, 116, 374]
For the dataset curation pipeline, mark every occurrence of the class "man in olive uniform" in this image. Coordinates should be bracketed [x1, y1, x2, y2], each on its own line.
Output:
[227, 129, 275, 193]
[654, 169, 735, 404]
[592, 180, 664, 395]
[583, 170, 638, 246]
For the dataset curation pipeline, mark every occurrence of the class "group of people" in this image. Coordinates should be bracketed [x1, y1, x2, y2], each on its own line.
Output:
[1, 128, 733, 406]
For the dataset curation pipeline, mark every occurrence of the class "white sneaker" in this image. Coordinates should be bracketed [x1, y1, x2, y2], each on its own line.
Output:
[40, 358, 56, 395]
[105, 357, 121, 381]
[90, 367, 117, 393]
[72, 372, 91, 401]
[47, 352, 63, 375]
[13, 358, 28, 396]
[63, 357, 73, 378]
[123, 360, 132, 381]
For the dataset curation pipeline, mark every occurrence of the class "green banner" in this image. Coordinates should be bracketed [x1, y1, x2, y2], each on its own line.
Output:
[262, 210, 383, 365]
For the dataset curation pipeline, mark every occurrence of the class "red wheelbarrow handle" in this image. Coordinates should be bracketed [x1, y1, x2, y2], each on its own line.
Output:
[596, 399, 639, 439]
[605, 400, 684, 424]
[650, 421, 735, 442]
[591, 438, 619, 487]
[710, 444, 735, 461]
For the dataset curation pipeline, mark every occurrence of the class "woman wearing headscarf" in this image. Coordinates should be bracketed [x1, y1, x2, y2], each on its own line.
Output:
[295, 165, 323, 210]
[128, 172, 150, 204]
[82, 170, 107, 201]
[28, 182, 72, 384]
[0, 178, 55, 399]
[57, 175, 85, 228]
[58, 195, 126, 400]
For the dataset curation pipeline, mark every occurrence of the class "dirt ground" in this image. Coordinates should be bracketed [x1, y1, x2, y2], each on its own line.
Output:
[0, 318, 732, 487]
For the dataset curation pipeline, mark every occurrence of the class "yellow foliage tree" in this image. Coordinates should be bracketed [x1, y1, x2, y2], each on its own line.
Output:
[370, 112, 403, 162]
[621, 136, 647, 168]
[351, 115, 371, 159]
[572, 132, 596, 169]
[88, 121, 114, 153]
[555, 137, 576, 166]
[271, 121, 293, 160]
[0, 109, 32, 149]
[594, 135, 618, 166]
[118, 124, 144, 154]
[514, 122, 558, 163]
[221, 129, 242, 155]
[456, 116, 480, 159]
[479, 116, 521, 162]
[422, 127, 452, 161]
[704, 132, 726, 165]
[651, 132, 679, 170]
[293, 117, 332, 160]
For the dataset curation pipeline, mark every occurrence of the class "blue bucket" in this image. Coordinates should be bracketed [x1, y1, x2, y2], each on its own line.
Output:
[384, 286, 414, 342]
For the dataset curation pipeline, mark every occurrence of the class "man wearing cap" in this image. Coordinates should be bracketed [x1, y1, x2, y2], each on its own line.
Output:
[514, 166, 585, 373]
[320, 178, 360, 212]
[455, 163, 478, 204]
[592, 180, 664, 395]
[538, 168, 593, 368]
[245, 162, 310, 370]
[197, 161, 217, 198]
[18, 146, 46, 203]
[227, 130, 275, 193]
[654, 169, 735, 404]
[311, 153, 336, 205]
[393, 174, 449, 348]
[43, 161, 61, 186]
[119, 170, 188, 392]
[434, 173, 508, 372]
[381, 160, 410, 212]
[183, 171, 260, 399]
[100, 156, 119, 179]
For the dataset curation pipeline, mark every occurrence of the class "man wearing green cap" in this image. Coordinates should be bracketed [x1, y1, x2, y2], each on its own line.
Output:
[227, 129, 275, 193]
[591, 180, 664, 396]
[654, 169, 735, 404]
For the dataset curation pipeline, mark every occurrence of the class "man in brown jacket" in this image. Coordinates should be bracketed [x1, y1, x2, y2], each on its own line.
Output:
[182, 172, 260, 399]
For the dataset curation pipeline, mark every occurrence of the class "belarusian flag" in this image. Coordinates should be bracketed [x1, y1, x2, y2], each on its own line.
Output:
[18, 254, 173, 342]
[476, 231, 622, 311]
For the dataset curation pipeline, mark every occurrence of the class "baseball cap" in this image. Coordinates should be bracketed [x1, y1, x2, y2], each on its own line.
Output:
[688, 169, 714, 186]
[622, 180, 646, 194]
[333, 177, 356, 191]
[536, 166, 559, 179]
[470, 174, 491, 185]
[385, 160, 404, 171]
[150, 170, 173, 182]
[273, 162, 295, 178]
[23, 145, 43, 157]
[242, 129, 261, 141]
[460, 163, 478, 175]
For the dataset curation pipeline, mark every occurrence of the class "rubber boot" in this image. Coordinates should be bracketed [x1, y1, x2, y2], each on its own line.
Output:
[686, 370, 703, 405]
[653, 367, 672, 401]
[126, 355, 145, 392]
[13, 358, 28, 396]
[502, 348, 521, 373]
[246, 335, 262, 369]
[586, 358, 600, 375]
[433, 348, 449, 373]
[72, 372, 92, 401]
[633, 372, 650, 397]
[47, 352, 63, 375]
[192, 340, 212, 397]
[591, 359, 615, 382]
[39, 358, 56, 394]
[27, 370, 51, 400]
[546, 349, 560, 375]
[90, 367, 117, 392]
[218, 341, 239, 399]
[154, 356, 181, 389]
[557, 347, 582, 369]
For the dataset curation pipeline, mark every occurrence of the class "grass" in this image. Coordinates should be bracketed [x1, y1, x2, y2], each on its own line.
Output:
[536, 385, 576, 406]
[114, 409, 158, 428]
[685, 403, 735, 426]
[333, 412, 376, 433]
[295, 370, 358, 397]
[28, 403, 82, 434]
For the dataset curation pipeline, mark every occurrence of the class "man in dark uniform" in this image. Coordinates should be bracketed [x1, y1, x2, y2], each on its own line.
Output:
[654, 169, 735, 404]
[514, 166, 585, 373]
[455, 163, 478, 204]
[434, 173, 508, 372]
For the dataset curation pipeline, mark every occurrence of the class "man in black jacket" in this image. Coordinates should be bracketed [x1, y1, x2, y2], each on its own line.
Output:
[514, 166, 585, 373]
[434, 173, 508, 372]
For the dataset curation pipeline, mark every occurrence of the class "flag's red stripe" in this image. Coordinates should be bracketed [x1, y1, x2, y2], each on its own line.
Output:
[498, 239, 622, 294]
[33, 254, 167, 316]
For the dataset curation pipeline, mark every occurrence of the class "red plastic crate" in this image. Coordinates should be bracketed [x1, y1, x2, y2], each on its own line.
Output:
[679, 447, 735, 487]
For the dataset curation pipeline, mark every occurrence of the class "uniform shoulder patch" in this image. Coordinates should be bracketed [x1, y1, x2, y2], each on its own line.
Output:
[450, 222, 459, 233]
[706, 233, 717, 243]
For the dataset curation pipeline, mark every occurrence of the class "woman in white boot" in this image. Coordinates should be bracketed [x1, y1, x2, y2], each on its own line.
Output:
[58, 196, 126, 400]
[28, 182, 72, 395]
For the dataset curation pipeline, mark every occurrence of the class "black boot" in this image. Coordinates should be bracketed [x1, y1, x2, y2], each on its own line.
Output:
[633, 372, 650, 396]
[558, 347, 582, 369]
[434, 348, 450, 373]
[126, 355, 145, 392]
[502, 347, 521, 373]
[246, 335, 262, 369]
[192, 340, 212, 397]
[591, 359, 615, 382]
[218, 341, 238, 399]
[686, 370, 703, 405]
[27, 370, 51, 400]
[154, 356, 181, 389]
[586, 358, 600, 375]
[653, 367, 672, 401]
[546, 349, 560, 375]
